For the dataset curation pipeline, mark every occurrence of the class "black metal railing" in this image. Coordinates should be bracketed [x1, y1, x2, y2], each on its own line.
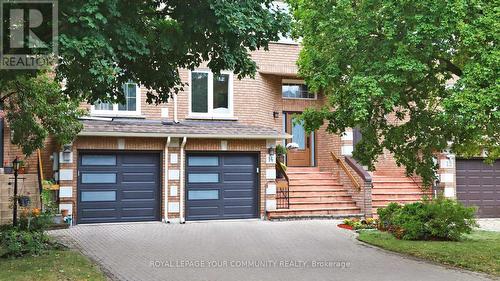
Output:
[276, 183, 289, 209]
[275, 160, 290, 209]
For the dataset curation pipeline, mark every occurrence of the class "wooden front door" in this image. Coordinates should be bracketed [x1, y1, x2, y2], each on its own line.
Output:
[285, 113, 313, 167]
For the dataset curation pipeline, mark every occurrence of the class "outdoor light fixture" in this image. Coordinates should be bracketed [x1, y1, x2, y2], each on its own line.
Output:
[268, 146, 276, 156]
[63, 143, 72, 153]
[12, 157, 20, 171]
[273, 111, 279, 118]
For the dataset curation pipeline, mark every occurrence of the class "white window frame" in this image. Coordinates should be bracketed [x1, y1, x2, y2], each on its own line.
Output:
[90, 83, 142, 117]
[281, 79, 317, 100]
[188, 70, 234, 119]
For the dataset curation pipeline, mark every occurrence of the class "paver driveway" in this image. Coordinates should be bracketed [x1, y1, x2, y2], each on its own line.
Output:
[49, 220, 491, 281]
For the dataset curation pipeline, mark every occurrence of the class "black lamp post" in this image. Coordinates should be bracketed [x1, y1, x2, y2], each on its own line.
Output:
[12, 157, 20, 226]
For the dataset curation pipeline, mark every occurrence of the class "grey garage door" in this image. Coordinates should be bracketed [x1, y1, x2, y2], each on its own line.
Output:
[77, 152, 161, 224]
[186, 153, 259, 221]
[456, 159, 500, 218]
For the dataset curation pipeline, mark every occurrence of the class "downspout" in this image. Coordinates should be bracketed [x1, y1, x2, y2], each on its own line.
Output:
[164, 137, 171, 223]
[173, 93, 179, 123]
[179, 137, 187, 223]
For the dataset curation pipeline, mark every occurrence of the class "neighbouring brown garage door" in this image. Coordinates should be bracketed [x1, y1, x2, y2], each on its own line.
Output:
[456, 159, 500, 218]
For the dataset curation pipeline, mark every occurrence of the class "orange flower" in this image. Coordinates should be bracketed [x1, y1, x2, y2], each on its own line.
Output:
[32, 208, 41, 217]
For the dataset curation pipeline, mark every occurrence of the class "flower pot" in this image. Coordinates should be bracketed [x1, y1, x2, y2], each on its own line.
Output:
[17, 196, 31, 207]
[18, 167, 26, 174]
[61, 209, 69, 217]
[4, 166, 13, 174]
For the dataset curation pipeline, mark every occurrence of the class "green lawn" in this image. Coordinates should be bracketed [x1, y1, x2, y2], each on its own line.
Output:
[358, 230, 500, 276]
[0, 248, 107, 281]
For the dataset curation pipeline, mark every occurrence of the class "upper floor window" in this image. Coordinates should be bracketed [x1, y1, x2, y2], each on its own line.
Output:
[91, 83, 141, 116]
[282, 79, 316, 99]
[190, 70, 233, 118]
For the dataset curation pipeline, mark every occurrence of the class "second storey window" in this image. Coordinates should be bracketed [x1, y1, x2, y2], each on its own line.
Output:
[190, 70, 233, 118]
[92, 83, 141, 116]
[282, 79, 316, 99]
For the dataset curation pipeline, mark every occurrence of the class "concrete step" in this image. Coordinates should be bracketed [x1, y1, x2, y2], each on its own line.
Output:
[289, 195, 354, 203]
[286, 167, 321, 173]
[372, 199, 423, 206]
[289, 201, 358, 209]
[267, 207, 362, 219]
[289, 179, 341, 186]
[289, 185, 345, 191]
[288, 172, 336, 180]
[372, 187, 424, 194]
[289, 190, 350, 197]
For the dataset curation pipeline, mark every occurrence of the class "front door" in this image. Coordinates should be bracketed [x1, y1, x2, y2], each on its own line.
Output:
[285, 113, 313, 167]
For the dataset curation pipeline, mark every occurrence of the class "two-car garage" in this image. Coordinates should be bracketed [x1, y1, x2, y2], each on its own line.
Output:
[77, 151, 259, 224]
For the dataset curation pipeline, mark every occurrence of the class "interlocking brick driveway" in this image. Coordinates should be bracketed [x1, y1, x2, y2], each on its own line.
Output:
[49, 220, 491, 281]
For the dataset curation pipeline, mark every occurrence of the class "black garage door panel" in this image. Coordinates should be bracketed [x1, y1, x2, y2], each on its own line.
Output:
[78, 152, 161, 224]
[456, 159, 500, 218]
[186, 153, 258, 221]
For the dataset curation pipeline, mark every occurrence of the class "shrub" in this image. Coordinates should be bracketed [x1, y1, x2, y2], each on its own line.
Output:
[377, 197, 477, 241]
[18, 210, 52, 232]
[425, 198, 477, 240]
[377, 202, 402, 230]
[0, 228, 53, 257]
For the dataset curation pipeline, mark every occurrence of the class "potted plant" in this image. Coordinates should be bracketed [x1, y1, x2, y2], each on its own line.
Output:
[14, 195, 31, 207]
[276, 144, 287, 163]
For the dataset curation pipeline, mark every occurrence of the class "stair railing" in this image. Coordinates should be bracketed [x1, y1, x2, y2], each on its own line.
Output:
[330, 152, 361, 191]
[275, 160, 290, 209]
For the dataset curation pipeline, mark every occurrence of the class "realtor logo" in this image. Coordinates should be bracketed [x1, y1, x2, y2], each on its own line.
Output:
[0, 0, 58, 69]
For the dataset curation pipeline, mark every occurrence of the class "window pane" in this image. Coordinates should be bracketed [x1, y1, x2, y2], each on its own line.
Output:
[81, 191, 116, 202]
[282, 83, 314, 99]
[213, 74, 229, 113]
[188, 173, 219, 183]
[119, 83, 137, 111]
[94, 101, 112, 111]
[82, 173, 117, 184]
[292, 118, 306, 149]
[191, 72, 208, 113]
[188, 156, 219, 167]
[188, 190, 219, 200]
[82, 155, 116, 166]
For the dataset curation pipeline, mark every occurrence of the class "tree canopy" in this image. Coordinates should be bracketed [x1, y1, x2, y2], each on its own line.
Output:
[289, 0, 499, 184]
[0, 0, 290, 155]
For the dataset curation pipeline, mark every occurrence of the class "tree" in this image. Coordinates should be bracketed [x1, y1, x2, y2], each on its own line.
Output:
[0, 0, 290, 154]
[288, 0, 499, 184]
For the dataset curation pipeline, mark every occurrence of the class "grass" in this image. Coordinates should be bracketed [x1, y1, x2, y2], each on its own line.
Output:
[0, 248, 107, 281]
[358, 230, 500, 276]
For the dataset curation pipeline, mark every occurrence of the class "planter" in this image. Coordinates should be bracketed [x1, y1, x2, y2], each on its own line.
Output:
[337, 224, 354, 230]
[4, 166, 13, 174]
[17, 196, 31, 207]
[52, 214, 63, 224]
[61, 209, 69, 217]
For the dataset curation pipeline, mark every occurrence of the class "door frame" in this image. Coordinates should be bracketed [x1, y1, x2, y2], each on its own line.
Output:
[283, 111, 316, 167]
[76, 150, 163, 224]
[184, 151, 261, 221]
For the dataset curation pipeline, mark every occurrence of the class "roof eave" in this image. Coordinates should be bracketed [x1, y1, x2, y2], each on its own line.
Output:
[78, 131, 292, 140]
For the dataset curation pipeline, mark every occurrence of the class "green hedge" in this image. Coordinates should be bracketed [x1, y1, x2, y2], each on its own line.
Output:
[377, 197, 477, 241]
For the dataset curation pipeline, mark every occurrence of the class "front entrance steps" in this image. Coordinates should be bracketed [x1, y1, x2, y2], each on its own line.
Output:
[267, 167, 363, 220]
[371, 173, 432, 215]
